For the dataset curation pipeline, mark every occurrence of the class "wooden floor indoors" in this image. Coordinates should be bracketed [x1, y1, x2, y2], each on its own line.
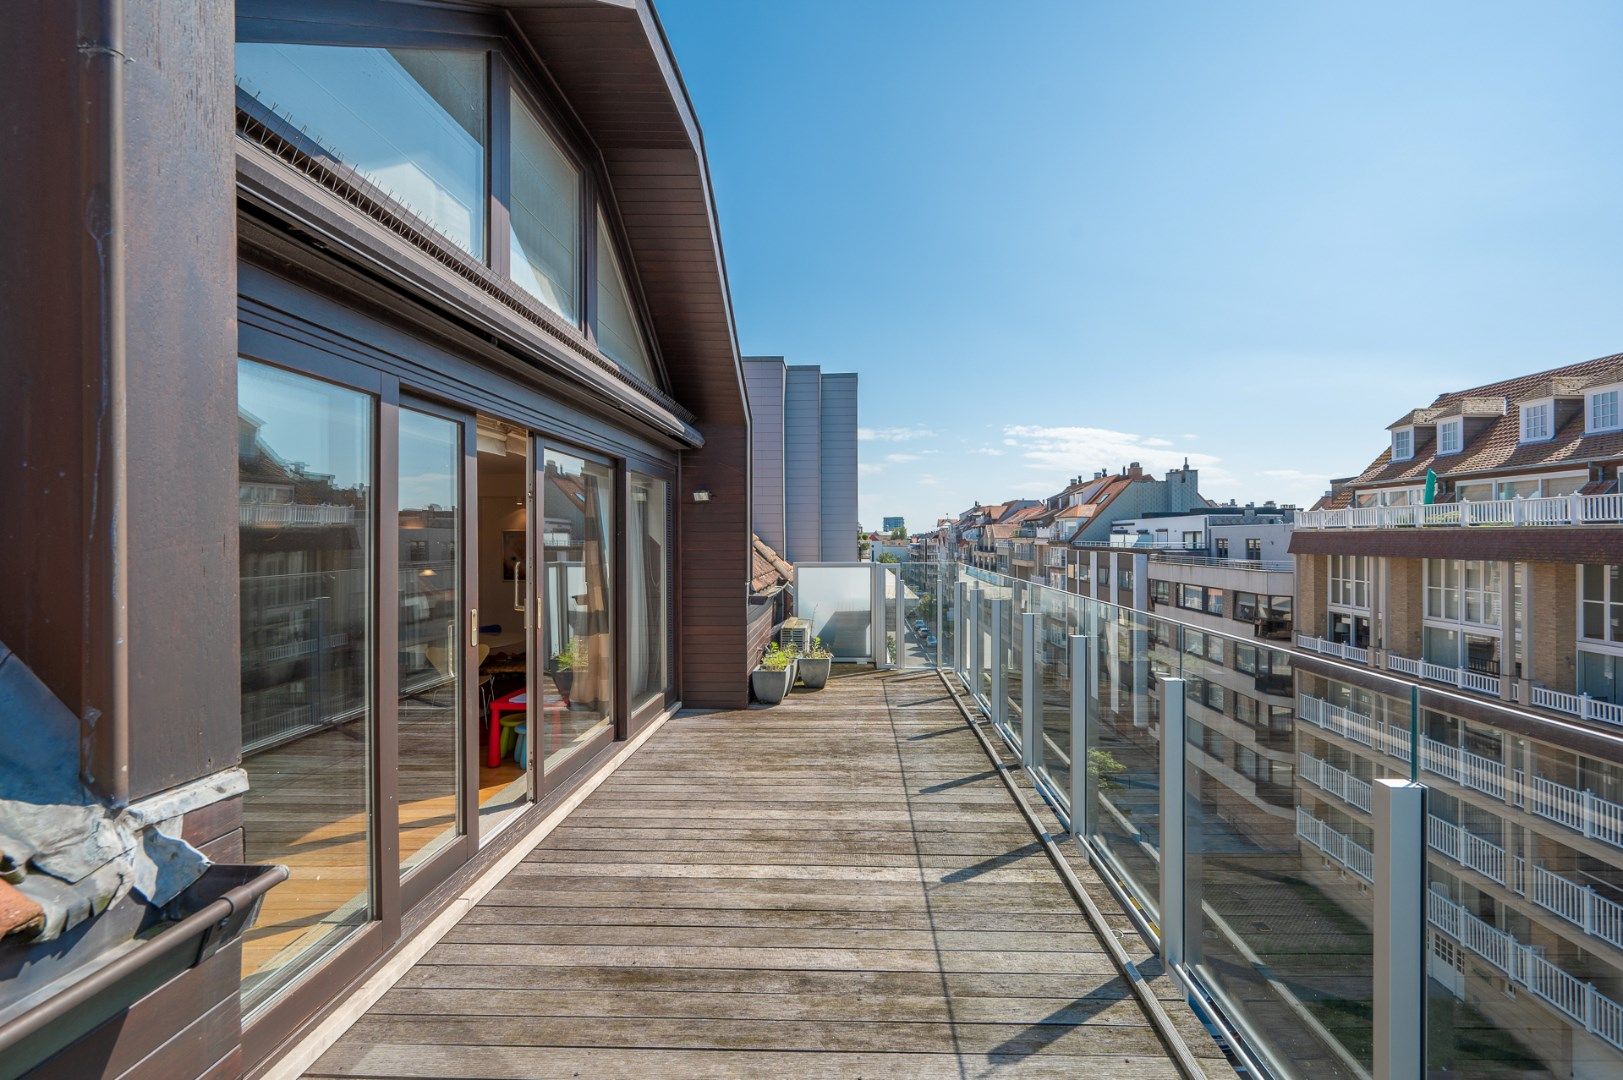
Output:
[304, 667, 1220, 1078]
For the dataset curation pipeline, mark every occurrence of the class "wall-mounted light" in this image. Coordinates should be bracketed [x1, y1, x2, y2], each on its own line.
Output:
[692, 489, 712, 503]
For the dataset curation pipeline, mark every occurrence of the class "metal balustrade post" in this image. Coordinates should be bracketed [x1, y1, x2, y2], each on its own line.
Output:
[935, 564, 946, 670]
[1374, 778, 1427, 1080]
[895, 567, 907, 671]
[1159, 677, 1187, 976]
[991, 598, 1007, 731]
[968, 588, 981, 691]
[954, 580, 968, 677]
[1069, 634, 1091, 838]
[1021, 611, 1040, 769]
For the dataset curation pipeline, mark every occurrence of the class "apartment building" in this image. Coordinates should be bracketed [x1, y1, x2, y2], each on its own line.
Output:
[742, 356, 859, 564]
[0, 2, 758, 1075]
[1290, 354, 1623, 1075]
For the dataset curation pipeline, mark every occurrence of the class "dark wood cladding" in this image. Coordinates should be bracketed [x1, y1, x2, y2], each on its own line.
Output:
[0, 0, 241, 803]
[680, 424, 752, 708]
[1289, 525, 1623, 564]
[503, 2, 748, 428]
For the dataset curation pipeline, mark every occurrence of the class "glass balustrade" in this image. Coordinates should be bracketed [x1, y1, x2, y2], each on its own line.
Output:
[787, 557, 1623, 1078]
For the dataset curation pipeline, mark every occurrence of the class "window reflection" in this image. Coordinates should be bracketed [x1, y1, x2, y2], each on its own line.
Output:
[236, 44, 487, 258]
[628, 474, 668, 712]
[237, 360, 373, 1012]
[541, 451, 614, 767]
[509, 92, 581, 322]
[397, 409, 461, 877]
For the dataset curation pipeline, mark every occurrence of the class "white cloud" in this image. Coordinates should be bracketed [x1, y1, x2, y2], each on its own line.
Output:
[1261, 468, 1324, 484]
[858, 463, 884, 476]
[1182, 433, 1199, 440]
[885, 452, 924, 464]
[972, 447, 1005, 456]
[858, 425, 936, 443]
[1001, 425, 1218, 477]
[918, 474, 941, 486]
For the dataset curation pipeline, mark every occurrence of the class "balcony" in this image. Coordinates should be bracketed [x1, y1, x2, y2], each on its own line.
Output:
[238, 501, 355, 527]
[1531, 686, 1623, 728]
[300, 668, 1223, 1076]
[1298, 691, 1623, 850]
[1045, 548, 1069, 568]
[1295, 632, 1370, 664]
[1385, 652, 1508, 699]
[1296, 492, 1623, 530]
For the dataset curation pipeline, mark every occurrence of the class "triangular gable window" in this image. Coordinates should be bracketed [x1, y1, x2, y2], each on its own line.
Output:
[595, 208, 657, 386]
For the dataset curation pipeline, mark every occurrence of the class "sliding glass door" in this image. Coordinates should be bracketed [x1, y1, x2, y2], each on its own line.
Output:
[536, 446, 616, 789]
[395, 402, 476, 906]
[628, 472, 670, 721]
[237, 358, 375, 1014]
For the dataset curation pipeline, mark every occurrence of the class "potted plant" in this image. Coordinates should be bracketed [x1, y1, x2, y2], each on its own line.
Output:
[797, 637, 833, 690]
[751, 642, 797, 705]
[551, 635, 587, 704]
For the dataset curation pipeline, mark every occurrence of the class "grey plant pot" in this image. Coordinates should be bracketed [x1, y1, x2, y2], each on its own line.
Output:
[797, 656, 832, 690]
[751, 664, 795, 705]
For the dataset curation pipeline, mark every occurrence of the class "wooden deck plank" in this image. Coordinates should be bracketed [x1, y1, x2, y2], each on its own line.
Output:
[307, 669, 1210, 1078]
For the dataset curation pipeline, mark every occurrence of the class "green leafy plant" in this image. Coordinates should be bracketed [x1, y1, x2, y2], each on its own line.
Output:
[1087, 749, 1126, 789]
[877, 551, 900, 563]
[758, 641, 797, 671]
[804, 637, 833, 660]
[552, 636, 588, 671]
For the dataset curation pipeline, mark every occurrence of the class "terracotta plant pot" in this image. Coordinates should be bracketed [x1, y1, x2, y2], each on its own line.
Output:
[797, 656, 832, 690]
[751, 664, 794, 705]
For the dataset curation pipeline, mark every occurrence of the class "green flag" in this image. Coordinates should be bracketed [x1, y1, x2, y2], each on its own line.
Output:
[1423, 469, 1437, 504]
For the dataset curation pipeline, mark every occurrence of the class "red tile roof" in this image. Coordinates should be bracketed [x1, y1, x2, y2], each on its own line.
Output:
[1347, 353, 1623, 492]
[751, 534, 794, 595]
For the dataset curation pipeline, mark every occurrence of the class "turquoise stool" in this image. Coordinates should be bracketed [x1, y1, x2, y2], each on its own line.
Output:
[514, 723, 528, 769]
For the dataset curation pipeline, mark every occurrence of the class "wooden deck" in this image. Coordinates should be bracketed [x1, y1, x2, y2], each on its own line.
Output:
[305, 668, 1220, 1078]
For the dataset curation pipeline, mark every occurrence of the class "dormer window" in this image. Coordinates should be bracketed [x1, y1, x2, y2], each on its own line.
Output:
[1391, 427, 1414, 461]
[1588, 385, 1622, 434]
[1520, 399, 1553, 443]
[1437, 419, 1462, 456]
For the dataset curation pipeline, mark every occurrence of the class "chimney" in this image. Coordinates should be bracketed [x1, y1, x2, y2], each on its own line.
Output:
[1126, 462, 1143, 479]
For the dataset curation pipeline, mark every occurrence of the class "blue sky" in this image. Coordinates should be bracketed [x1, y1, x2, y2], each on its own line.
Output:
[658, 0, 1623, 533]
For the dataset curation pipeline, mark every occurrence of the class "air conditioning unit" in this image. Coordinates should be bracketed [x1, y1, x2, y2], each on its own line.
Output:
[779, 617, 813, 654]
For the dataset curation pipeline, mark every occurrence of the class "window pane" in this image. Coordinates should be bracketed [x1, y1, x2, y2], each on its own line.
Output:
[236, 44, 486, 258]
[542, 451, 614, 767]
[595, 209, 657, 384]
[237, 360, 373, 1012]
[509, 92, 581, 322]
[628, 474, 669, 711]
[397, 409, 462, 877]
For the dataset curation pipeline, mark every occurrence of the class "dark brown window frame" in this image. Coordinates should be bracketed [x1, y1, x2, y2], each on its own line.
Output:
[236, 0, 671, 397]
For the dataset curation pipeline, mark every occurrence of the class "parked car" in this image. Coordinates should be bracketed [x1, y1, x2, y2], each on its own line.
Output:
[926, 634, 938, 648]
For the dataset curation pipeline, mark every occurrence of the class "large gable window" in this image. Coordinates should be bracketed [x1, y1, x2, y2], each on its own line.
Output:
[508, 90, 581, 323]
[595, 209, 656, 384]
[236, 44, 487, 259]
[1437, 418, 1462, 455]
[1391, 427, 1413, 461]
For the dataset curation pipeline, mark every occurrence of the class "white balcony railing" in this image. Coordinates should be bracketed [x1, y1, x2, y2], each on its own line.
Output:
[239, 502, 355, 527]
[1296, 807, 1374, 883]
[1428, 890, 1623, 1051]
[1530, 686, 1623, 728]
[1298, 692, 1623, 853]
[1297, 492, 1623, 530]
[1299, 752, 1374, 813]
[1295, 633, 1370, 665]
